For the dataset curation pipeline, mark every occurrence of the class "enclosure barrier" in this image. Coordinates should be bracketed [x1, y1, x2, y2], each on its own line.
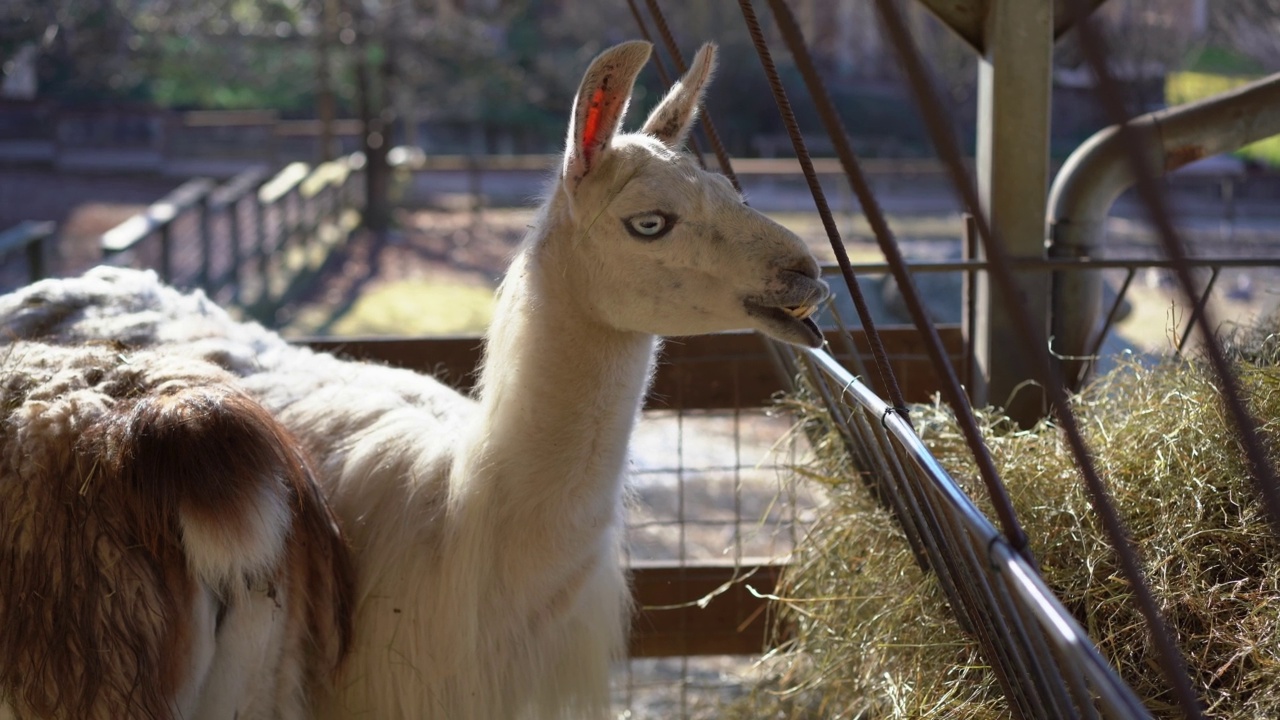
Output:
[300, 326, 964, 661]
[627, 1, 1280, 718]
[97, 152, 365, 309]
[0, 220, 56, 287]
[775, 342, 1151, 719]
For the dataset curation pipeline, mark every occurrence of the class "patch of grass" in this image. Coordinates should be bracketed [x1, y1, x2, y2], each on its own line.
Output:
[290, 279, 495, 337]
[735, 317, 1280, 718]
[1184, 46, 1265, 77]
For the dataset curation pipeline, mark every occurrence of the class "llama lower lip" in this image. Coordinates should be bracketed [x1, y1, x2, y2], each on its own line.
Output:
[743, 300, 824, 347]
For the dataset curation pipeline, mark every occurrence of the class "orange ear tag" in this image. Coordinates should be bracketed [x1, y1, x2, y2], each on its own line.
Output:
[580, 87, 607, 168]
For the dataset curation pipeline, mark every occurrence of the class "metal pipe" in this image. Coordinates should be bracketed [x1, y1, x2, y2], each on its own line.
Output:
[1048, 72, 1280, 386]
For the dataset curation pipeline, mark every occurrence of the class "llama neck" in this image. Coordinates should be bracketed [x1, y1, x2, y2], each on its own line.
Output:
[450, 211, 657, 588]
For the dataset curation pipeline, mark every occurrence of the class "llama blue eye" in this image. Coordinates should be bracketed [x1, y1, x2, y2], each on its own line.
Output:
[624, 212, 674, 240]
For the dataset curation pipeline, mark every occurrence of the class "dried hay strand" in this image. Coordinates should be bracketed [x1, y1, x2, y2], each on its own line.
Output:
[731, 320, 1280, 719]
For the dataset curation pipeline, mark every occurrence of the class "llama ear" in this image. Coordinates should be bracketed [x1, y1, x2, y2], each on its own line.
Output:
[563, 40, 653, 189]
[640, 43, 717, 148]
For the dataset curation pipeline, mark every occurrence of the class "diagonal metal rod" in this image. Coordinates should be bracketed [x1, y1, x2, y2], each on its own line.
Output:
[1177, 267, 1221, 354]
[1066, 0, 1280, 545]
[872, 1, 1205, 716]
[736, 0, 911, 421]
[1082, 267, 1136, 384]
[641, 0, 741, 192]
[762, 0, 1033, 565]
[624, 0, 707, 168]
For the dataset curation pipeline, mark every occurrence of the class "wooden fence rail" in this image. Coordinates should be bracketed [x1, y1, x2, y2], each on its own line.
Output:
[0, 220, 56, 287]
[94, 152, 364, 310]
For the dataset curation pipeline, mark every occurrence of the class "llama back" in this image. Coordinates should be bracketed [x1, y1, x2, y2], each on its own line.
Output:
[0, 343, 353, 719]
[0, 267, 473, 431]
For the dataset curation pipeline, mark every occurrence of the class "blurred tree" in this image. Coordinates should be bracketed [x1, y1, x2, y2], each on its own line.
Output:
[1, 0, 154, 103]
[1205, 0, 1280, 72]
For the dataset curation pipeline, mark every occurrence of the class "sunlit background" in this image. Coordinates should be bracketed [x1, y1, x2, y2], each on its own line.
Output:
[2, 1, 1278, 343]
[4, 3, 1280, 717]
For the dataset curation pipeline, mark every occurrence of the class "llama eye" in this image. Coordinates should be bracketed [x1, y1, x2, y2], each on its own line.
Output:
[624, 212, 674, 240]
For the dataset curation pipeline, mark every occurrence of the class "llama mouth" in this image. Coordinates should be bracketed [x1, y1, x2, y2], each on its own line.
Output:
[743, 299, 824, 348]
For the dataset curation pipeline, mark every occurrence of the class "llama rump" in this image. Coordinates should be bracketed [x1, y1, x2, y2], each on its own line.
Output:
[0, 342, 352, 719]
[0, 40, 828, 719]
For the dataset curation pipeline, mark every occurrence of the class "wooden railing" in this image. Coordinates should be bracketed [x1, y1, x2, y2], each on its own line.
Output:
[0, 220, 56, 287]
[101, 177, 216, 283]
[97, 152, 364, 310]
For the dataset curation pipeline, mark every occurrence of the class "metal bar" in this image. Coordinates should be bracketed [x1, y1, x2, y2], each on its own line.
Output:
[623, 0, 707, 167]
[641, 0, 739, 190]
[824, 293, 873, 393]
[1177, 266, 1221, 354]
[737, 0, 912, 423]
[831, 257, 1280, 274]
[873, 2, 1203, 715]
[964, 214, 979, 390]
[994, 543, 1152, 718]
[873, 422, 972, 631]
[1048, 70, 1280, 375]
[968, 522, 1076, 719]
[806, 345, 1151, 717]
[971, 0, 1054, 423]
[1081, 268, 1136, 385]
[765, 0, 1033, 563]
[1066, 0, 1280, 551]
[891, 447, 1036, 717]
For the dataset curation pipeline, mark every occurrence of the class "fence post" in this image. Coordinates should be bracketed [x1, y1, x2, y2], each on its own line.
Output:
[159, 222, 173, 284]
[198, 190, 213, 293]
[971, 0, 1053, 425]
[228, 195, 243, 304]
[26, 231, 47, 282]
[256, 192, 269, 303]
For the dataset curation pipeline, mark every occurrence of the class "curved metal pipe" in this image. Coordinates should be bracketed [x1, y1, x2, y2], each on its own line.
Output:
[1047, 72, 1280, 385]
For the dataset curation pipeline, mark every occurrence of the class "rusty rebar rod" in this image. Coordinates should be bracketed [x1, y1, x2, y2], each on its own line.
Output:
[1067, 0, 1280, 555]
[736, 0, 911, 420]
[623, 0, 708, 168]
[641, 0, 741, 191]
[872, 0, 1205, 716]
[762, 0, 1034, 565]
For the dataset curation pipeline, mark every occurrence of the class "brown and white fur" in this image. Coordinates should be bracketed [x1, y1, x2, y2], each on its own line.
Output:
[0, 41, 828, 719]
[0, 343, 353, 719]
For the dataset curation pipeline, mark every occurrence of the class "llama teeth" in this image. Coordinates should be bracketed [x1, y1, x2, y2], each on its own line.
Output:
[786, 305, 817, 320]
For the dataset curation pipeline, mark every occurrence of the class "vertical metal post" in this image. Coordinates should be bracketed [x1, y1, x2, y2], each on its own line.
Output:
[972, 0, 1053, 424]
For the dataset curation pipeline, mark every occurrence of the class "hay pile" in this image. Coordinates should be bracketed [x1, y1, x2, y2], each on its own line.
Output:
[735, 323, 1280, 719]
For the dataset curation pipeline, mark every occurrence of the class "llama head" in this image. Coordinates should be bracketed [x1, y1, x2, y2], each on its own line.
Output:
[552, 40, 830, 348]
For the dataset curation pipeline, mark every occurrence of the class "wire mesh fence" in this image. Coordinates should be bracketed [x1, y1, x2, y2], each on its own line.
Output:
[4, 1, 1278, 716]
[616, 406, 815, 719]
[622, 1, 1280, 718]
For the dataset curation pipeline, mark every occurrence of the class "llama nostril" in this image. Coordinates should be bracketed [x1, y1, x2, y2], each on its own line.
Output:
[781, 256, 820, 281]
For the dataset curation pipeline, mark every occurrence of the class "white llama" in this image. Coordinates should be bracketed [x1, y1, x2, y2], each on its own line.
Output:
[0, 40, 828, 719]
